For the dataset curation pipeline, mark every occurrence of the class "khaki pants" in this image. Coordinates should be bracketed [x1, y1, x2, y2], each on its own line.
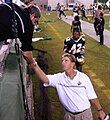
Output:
[64, 108, 93, 120]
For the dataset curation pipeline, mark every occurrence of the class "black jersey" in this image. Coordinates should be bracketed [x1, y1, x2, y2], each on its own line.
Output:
[64, 36, 85, 63]
[71, 20, 82, 32]
[0, 3, 34, 51]
[97, 17, 105, 31]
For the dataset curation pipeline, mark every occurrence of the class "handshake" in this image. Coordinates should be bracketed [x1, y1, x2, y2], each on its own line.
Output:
[23, 51, 38, 67]
[23, 51, 35, 64]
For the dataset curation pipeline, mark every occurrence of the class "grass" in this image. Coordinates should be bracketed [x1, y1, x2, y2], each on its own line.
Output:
[32, 11, 110, 120]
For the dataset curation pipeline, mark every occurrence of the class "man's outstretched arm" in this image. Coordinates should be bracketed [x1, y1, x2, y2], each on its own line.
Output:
[23, 51, 49, 84]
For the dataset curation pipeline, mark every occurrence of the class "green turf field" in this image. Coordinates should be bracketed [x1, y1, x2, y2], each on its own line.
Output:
[32, 11, 110, 120]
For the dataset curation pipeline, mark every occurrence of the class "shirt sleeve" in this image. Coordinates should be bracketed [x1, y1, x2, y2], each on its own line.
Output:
[44, 73, 60, 88]
[84, 75, 97, 100]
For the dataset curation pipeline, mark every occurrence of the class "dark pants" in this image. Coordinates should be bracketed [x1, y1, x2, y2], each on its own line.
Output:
[94, 18, 99, 35]
[81, 11, 88, 20]
[99, 29, 104, 45]
[59, 10, 66, 18]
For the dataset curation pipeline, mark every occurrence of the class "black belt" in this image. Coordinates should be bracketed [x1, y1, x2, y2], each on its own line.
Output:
[65, 108, 87, 115]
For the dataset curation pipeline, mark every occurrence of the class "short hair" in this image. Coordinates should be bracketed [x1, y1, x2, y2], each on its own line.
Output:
[72, 27, 80, 34]
[62, 53, 76, 63]
[74, 15, 80, 21]
[28, 5, 41, 18]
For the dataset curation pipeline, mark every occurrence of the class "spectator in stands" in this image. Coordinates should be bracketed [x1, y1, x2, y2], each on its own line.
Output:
[0, 2, 40, 52]
[23, 52, 106, 120]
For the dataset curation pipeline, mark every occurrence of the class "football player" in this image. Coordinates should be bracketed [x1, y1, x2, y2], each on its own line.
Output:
[63, 28, 85, 72]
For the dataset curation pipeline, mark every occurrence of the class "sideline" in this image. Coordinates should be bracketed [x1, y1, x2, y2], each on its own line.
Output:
[41, 15, 110, 101]
[42, 16, 63, 40]
[62, 16, 110, 100]
[62, 16, 110, 48]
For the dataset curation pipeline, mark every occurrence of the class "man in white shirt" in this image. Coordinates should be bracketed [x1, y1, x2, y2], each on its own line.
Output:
[24, 52, 106, 120]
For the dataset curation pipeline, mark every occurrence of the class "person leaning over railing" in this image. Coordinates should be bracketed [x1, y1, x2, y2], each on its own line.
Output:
[0, 2, 40, 51]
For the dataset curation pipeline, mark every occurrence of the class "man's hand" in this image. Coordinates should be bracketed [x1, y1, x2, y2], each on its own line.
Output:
[23, 51, 34, 64]
[98, 110, 106, 120]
